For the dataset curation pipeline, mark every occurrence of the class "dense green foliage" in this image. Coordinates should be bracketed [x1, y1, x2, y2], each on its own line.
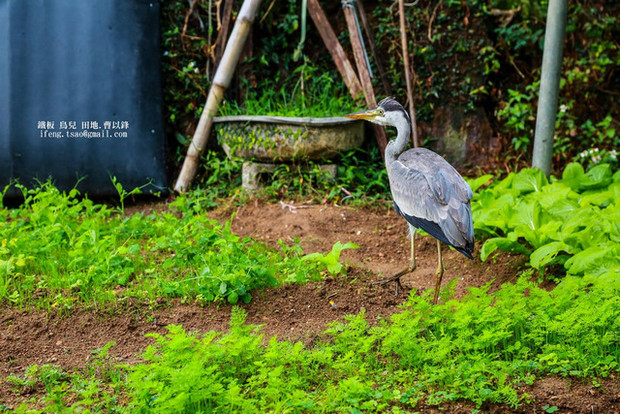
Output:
[218, 58, 362, 117]
[194, 145, 390, 204]
[0, 183, 335, 309]
[474, 163, 620, 279]
[372, 0, 619, 165]
[161, 0, 618, 172]
[8, 273, 619, 412]
[126, 278, 619, 412]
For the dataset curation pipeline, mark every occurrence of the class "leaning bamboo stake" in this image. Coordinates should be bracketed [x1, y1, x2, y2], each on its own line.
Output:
[343, 3, 375, 106]
[174, 0, 262, 192]
[399, 0, 419, 148]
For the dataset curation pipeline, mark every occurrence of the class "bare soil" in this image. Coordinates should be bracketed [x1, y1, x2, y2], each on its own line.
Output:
[1, 199, 618, 412]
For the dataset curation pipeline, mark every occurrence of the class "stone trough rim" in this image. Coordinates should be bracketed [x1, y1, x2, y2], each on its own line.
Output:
[213, 115, 360, 127]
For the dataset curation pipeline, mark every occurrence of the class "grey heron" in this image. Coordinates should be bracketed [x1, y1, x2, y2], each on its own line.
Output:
[346, 97, 474, 304]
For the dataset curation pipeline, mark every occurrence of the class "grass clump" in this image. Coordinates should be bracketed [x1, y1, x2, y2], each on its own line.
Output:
[218, 60, 362, 118]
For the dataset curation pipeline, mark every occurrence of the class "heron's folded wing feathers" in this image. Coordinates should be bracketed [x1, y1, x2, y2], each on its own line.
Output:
[389, 154, 474, 255]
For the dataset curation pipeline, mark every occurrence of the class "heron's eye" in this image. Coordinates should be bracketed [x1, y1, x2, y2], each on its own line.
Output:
[379, 109, 385, 116]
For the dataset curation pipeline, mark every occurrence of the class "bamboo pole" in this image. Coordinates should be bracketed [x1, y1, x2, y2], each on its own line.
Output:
[342, 1, 388, 155]
[307, 0, 363, 100]
[399, 0, 419, 148]
[174, 0, 262, 192]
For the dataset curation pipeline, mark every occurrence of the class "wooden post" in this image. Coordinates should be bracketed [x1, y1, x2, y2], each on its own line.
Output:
[355, 0, 391, 97]
[174, 0, 262, 192]
[214, 0, 235, 66]
[399, 0, 419, 148]
[307, 0, 363, 100]
[343, 1, 387, 155]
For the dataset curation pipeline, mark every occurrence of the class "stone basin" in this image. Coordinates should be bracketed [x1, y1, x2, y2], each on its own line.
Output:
[214, 115, 364, 161]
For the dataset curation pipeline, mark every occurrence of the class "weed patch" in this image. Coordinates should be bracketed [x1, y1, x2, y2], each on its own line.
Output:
[0, 182, 339, 309]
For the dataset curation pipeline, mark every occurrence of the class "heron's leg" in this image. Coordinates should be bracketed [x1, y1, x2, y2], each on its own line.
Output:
[432, 239, 444, 305]
[409, 230, 417, 270]
[373, 229, 417, 296]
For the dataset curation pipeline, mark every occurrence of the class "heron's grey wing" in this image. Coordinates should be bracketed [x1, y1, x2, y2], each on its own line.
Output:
[388, 149, 474, 256]
[397, 148, 473, 203]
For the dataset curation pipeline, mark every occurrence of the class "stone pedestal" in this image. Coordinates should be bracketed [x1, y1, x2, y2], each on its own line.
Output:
[242, 161, 337, 191]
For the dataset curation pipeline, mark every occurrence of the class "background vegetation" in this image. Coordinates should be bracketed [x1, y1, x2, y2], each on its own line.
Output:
[161, 0, 618, 179]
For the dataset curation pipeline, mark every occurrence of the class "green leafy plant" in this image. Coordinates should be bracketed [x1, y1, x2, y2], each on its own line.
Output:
[496, 83, 538, 152]
[473, 163, 620, 279]
[110, 175, 152, 214]
[302, 241, 359, 276]
[7, 364, 67, 395]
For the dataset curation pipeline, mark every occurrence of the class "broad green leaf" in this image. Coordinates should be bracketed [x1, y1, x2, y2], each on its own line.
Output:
[303, 242, 358, 276]
[508, 200, 541, 229]
[530, 242, 571, 269]
[494, 172, 516, 192]
[559, 162, 585, 191]
[466, 174, 494, 193]
[512, 224, 542, 249]
[583, 164, 612, 187]
[537, 221, 563, 242]
[128, 243, 141, 255]
[562, 162, 584, 181]
[326, 262, 344, 276]
[301, 252, 323, 261]
[564, 245, 620, 275]
[536, 183, 577, 211]
[512, 168, 547, 193]
[580, 182, 620, 207]
[545, 198, 579, 217]
[332, 241, 360, 256]
[227, 291, 239, 304]
[480, 237, 531, 261]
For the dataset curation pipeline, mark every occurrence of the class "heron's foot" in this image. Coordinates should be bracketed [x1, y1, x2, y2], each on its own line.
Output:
[372, 265, 415, 296]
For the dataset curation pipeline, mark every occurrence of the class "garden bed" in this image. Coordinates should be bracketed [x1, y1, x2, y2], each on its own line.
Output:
[2, 200, 618, 412]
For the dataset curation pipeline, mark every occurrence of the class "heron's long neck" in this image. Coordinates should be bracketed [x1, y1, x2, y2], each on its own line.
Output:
[384, 116, 411, 165]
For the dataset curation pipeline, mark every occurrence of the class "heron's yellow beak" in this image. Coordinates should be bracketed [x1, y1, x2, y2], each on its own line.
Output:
[345, 108, 380, 121]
